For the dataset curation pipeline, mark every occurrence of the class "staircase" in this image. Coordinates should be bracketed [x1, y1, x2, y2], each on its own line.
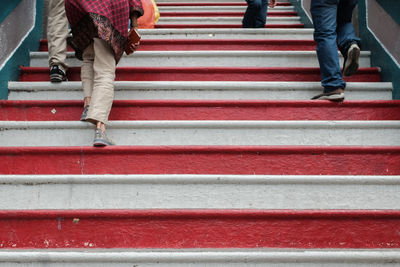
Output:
[1, 0, 400, 265]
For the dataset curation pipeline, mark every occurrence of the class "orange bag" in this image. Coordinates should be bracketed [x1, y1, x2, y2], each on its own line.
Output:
[138, 0, 159, 29]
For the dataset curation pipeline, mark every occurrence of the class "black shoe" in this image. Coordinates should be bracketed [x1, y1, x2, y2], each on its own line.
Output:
[50, 65, 67, 83]
[343, 43, 360, 76]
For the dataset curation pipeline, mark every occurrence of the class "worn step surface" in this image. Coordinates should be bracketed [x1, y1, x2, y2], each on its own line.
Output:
[43, 28, 315, 40]
[141, 17, 302, 25]
[136, 28, 315, 39]
[8, 81, 393, 101]
[2, 100, 400, 121]
[158, 12, 297, 18]
[155, 23, 304, 28]
[19, 66, 379, 82]
[0, 210, 399, 249]
[157, 6, 294, 12]
[39, 39, 318, 52]
[157, 1, 291, 5]
[1, 174, 400, 209]
[156, 0, 289, 3]
[159, 11, 297, 17]
[29, 51, 372, 68]
[156, 0, 273, 2]
[1, 146, 399, 175]
[1, 249, 400, 266]
[0, 120, 399, 147]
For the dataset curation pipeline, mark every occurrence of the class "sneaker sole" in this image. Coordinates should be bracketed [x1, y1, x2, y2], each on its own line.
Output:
[343, 46, 360, 76]
[93, 139, 115, 147]
[50, 74, 67, 83]
[312, 93, 345, 102]
[93, 140, 108, 147]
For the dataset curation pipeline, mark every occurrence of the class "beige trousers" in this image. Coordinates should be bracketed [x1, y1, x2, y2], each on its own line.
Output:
[47, 0, 69, 71]
[82, 38, 116, 125]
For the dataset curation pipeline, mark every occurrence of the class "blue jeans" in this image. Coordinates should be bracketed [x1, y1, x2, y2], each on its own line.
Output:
[311, 0, 361, 92]
[242, 0, 268, 28]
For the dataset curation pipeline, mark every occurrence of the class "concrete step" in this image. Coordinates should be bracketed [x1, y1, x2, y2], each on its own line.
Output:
[39, 28, 316, 41]
[159, 12, 298, 18]
[8, 81, 393, 101]
[19, 66, 380, 82]
[0, 249, 399, 266]
[159, 11, 297, 17]
[156, 0, 290, 3]
[1, 174, 400, 209]
[29, 51, 372, 68]
[157, 16, 301, 25]
[156, 0, 289, 3]
[157, 6, 295, 12]
[157, 1, 292, 5]
[0, 120, 399, 147]
[2, 100, 400, 121]
[154, 23, 304, 28]
[136, 28, 315, 39]
[161, 2, 290, 5]
[1, 146, 399, 175]
[0, 209, 399, 249]
[39, 39, 318, 52]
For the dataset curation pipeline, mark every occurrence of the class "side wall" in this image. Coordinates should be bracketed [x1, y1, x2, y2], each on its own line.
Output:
[0, 0, 44, 100]
[288, 0, 313, 27]
[289, 0, 400, 99]
[358, 0, 400, 99]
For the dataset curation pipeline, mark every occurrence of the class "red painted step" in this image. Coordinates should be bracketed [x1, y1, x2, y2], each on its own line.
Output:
[19, 67, 381, 82]
[1, 146, 399, 175]
[0, 210, 399, 249]
[39, 39, 317, 52]
[155, 24, 304, 28]
[156, 2, 292, 6]
[159, 11, 298, 17]
[2, 100, 400, 121]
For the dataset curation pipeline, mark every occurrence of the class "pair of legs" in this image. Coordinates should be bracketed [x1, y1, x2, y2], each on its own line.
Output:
[311, 0, 361, 99]
[47, 0, 69, 82]
[242, 0, 269, 28]
[81, 38, 116, 145]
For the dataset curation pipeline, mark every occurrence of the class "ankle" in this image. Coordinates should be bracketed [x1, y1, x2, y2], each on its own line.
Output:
[96, 122, 106, 133]
[84, 97, 91, 107]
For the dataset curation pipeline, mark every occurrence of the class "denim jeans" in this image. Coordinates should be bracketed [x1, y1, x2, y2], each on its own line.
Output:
[311, 0, 361, 92]
[242, 0, 268, 28]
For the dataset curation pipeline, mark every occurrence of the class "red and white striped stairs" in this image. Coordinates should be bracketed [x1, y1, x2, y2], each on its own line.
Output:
[1, 0, 400, 265]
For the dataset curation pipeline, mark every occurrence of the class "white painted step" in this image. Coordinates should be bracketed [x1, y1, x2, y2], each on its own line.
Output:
[137, 28, 314, 39]
[0, 120, 399, 147]
[1, 174, 400, 209]
[157, 16, 301, 24]
[0, 249, 399, 266]
[8, 81, 393, 100]
[157, 6, 294, 11]
[29, 51, 372, 68]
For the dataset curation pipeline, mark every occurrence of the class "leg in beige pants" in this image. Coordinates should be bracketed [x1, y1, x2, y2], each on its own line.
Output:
[81, 38, 116, 145]
[47, 0, 69, 72]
